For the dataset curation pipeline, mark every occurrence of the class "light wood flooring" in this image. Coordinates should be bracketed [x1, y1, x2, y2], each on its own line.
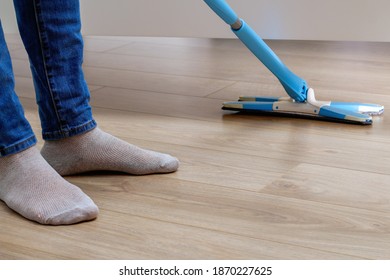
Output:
[1, 34, 390, 259]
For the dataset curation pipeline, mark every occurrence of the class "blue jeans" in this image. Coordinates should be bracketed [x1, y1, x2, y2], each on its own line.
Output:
[0, 0, 96, 157]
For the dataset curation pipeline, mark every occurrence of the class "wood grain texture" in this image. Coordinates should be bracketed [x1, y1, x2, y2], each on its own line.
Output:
[1, 35, 389, 259]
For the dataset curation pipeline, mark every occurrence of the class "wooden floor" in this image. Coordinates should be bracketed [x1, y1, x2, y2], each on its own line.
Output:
[1, 34, 390, 259]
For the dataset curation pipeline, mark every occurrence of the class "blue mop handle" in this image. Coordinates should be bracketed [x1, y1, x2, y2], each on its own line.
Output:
[204, 0, 308, 102]
[203, 0, 239, 25]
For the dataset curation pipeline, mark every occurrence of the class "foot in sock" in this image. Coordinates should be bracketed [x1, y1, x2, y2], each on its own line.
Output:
[0, 147, 98, 225]
[41, 128, 179, 176]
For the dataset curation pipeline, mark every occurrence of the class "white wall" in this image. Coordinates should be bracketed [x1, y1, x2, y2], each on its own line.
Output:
[1, 0, 390, 42]
[0, 1, 18, 33]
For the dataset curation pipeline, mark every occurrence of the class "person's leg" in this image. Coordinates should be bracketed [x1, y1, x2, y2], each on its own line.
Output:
[0, 19, 98, 225]
[13, 0, 95, 138]
[0, 21, 36, 157]
[14, 0, 179, 176]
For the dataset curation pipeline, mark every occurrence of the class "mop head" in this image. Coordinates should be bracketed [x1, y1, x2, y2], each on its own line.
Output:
[222, 89, 384, 125]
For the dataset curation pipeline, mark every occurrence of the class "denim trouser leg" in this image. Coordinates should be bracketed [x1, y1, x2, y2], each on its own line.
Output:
[13, 0, 96, 140]
[0, 20, 37, 157]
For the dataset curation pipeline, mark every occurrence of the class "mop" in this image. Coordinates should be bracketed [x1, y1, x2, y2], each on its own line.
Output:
[203, 0, 384, 124]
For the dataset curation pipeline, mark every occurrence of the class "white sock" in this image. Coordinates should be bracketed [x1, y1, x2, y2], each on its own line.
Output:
[0, 147, 98, 225]
[41, 128, 179, 175]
